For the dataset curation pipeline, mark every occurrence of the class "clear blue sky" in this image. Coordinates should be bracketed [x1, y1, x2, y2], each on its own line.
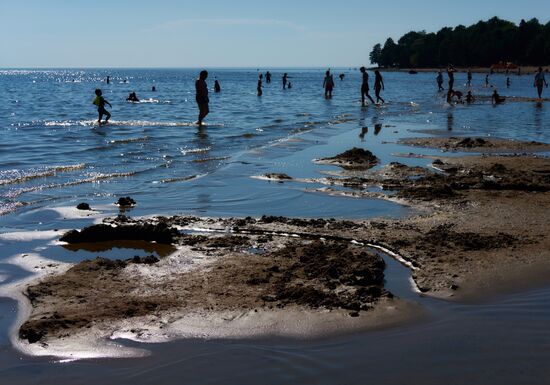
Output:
[1, 0, 548, 68]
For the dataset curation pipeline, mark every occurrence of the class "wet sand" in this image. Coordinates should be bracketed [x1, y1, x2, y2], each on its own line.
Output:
[14, 137, 550, 357]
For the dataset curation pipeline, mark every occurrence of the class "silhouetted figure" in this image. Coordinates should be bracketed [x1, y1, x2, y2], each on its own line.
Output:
[266, 71, 271, 83]
[359, 126, 368, 140]
[506, 77, 511, 88]
[374, 123, 382, 135]
[282, 73, 288, 89]
[518, 67, 521, 76]
[288, 81, 292, 89]
[214, 79, 221, 93]
[446, 89, 463, 104]
[126, 92, 139, 102]
[152, 85, 156, 92]
[257, 74, 263, 96]
[467, 68, 472, 87]
[339, 74, 345, 81]
[447, 65, 455, 90]
[106, 76, 110, 84]
[374, 70, 385, 104]
[466, 91, 475, 104]
[534, 67, 548, 99]
[492, 90, 505, 105]
[359, 67, 375, 105]
[436, 71, 444, 91]
[195, 70, 209, 126]
[485, 74, 490, 87]
[93, 89, 111, 125]
[323, 70, 334, 99]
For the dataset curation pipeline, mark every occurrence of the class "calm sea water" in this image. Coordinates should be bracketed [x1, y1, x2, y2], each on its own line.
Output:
[1, 68, 550, 384]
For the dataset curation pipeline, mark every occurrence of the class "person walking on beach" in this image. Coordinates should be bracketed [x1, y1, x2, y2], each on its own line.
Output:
[436, 71, 444, 91]
[282, 73, 288, 89]
[374, 70, 385, 104]
[323, 70, 335, 99]
[359, 67, 375, 105]
[467, 68, 472, 87]
[195, 70, 209, 126]
[534, 67, 548, 99]
[266, 71, 271, 83]
[93, 89, 111, 125]
[447, 65, 455, 90]
[257, 73, 263, 96]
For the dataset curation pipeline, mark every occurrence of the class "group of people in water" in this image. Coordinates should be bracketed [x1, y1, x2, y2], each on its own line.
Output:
[440, 65, 548, 106]
[93, 66, 548, 125]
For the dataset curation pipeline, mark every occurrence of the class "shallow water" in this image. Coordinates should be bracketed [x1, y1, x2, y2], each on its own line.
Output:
[1, 68, 550, 384]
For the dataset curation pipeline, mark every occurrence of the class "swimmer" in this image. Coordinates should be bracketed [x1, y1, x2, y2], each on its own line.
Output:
[491, 90, 505, 105]
[126, 92, 139, 102]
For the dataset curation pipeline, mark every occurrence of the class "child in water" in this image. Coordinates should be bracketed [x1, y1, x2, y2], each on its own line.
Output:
[93, 89, 112, 124]
[492, 90, 505, 105]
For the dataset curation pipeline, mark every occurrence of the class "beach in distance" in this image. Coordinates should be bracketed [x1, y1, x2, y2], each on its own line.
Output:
[1, 64, 550, 385]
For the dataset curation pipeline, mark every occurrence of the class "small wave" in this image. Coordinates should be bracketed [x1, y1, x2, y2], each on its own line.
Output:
[192, 156, 230, 163]
[157, 174, 205, 184]
[108, 137, 149, 145]
[0, 164, 86, 186]
[0, 201, 27, 216]
[3, 172, 136, 199]
[180, 147, 211, 156]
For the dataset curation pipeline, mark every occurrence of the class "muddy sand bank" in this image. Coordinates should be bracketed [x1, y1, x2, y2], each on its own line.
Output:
[14, 137, 550, 357]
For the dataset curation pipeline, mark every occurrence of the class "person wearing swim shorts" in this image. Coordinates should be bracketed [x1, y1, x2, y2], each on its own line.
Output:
[359, 67, 375, 105]
[195, 70, 209, 126]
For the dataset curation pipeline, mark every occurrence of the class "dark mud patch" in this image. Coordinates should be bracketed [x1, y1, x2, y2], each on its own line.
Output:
[399, 137, 550, 153]
[60, 222, 179, 245]
[264, 241, 389, 312]
[316, 148, 379, 170]
[264, 173, 293, 181]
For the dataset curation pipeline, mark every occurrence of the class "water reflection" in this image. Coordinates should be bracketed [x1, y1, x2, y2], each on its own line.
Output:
[447, 111, 454, 131]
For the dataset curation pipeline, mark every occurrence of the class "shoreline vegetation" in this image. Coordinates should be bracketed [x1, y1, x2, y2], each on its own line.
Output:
[15, 136, 550, 357]
[369, 17, 550, 69]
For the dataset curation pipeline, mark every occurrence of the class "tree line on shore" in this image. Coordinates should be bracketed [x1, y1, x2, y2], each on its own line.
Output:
[369, 17, 550, 68]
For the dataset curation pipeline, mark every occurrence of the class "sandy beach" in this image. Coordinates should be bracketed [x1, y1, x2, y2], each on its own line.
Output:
[12, 136, 549, 356]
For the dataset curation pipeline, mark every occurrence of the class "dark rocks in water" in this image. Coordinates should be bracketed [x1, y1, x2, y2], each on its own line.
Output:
[76, 202, 92, 211]
[456, 137, 491, 148]
[264, 173, 293, 181]
[408, 70, 418, 74]
[60, 222, 179, 244]
[321, 148, 379, 169]
[117, 196, 136, 207]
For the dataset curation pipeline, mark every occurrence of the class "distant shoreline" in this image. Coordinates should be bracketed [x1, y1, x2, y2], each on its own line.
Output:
[371, 66, 549, 74]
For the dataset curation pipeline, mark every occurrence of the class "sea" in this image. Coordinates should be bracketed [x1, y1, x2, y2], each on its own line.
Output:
[1, 68, 550, 384]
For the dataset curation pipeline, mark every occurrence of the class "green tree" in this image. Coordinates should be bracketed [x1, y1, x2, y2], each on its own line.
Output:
[369, 43, 382, 66]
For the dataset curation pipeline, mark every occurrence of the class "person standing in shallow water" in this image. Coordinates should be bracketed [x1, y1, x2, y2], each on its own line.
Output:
[214, 79, 221, 93]
[447, 65, 455, 90]
[534, 67, 548, 99]
[467, 68, 472, 87]
[436, 71, 444, 91]
[195, 70, 209, 126]
[93, 89, 111, 125]
[374, 70, 385, 104]
[265, 71, 271, 83]
[257, 74, 263, 96]
[282, 73, 288, 89]
[359, 67, 375, 105]
[323, 70, 335, 99]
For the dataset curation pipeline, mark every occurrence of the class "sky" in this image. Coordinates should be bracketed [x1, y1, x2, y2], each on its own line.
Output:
[1, 0, 548, 68]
